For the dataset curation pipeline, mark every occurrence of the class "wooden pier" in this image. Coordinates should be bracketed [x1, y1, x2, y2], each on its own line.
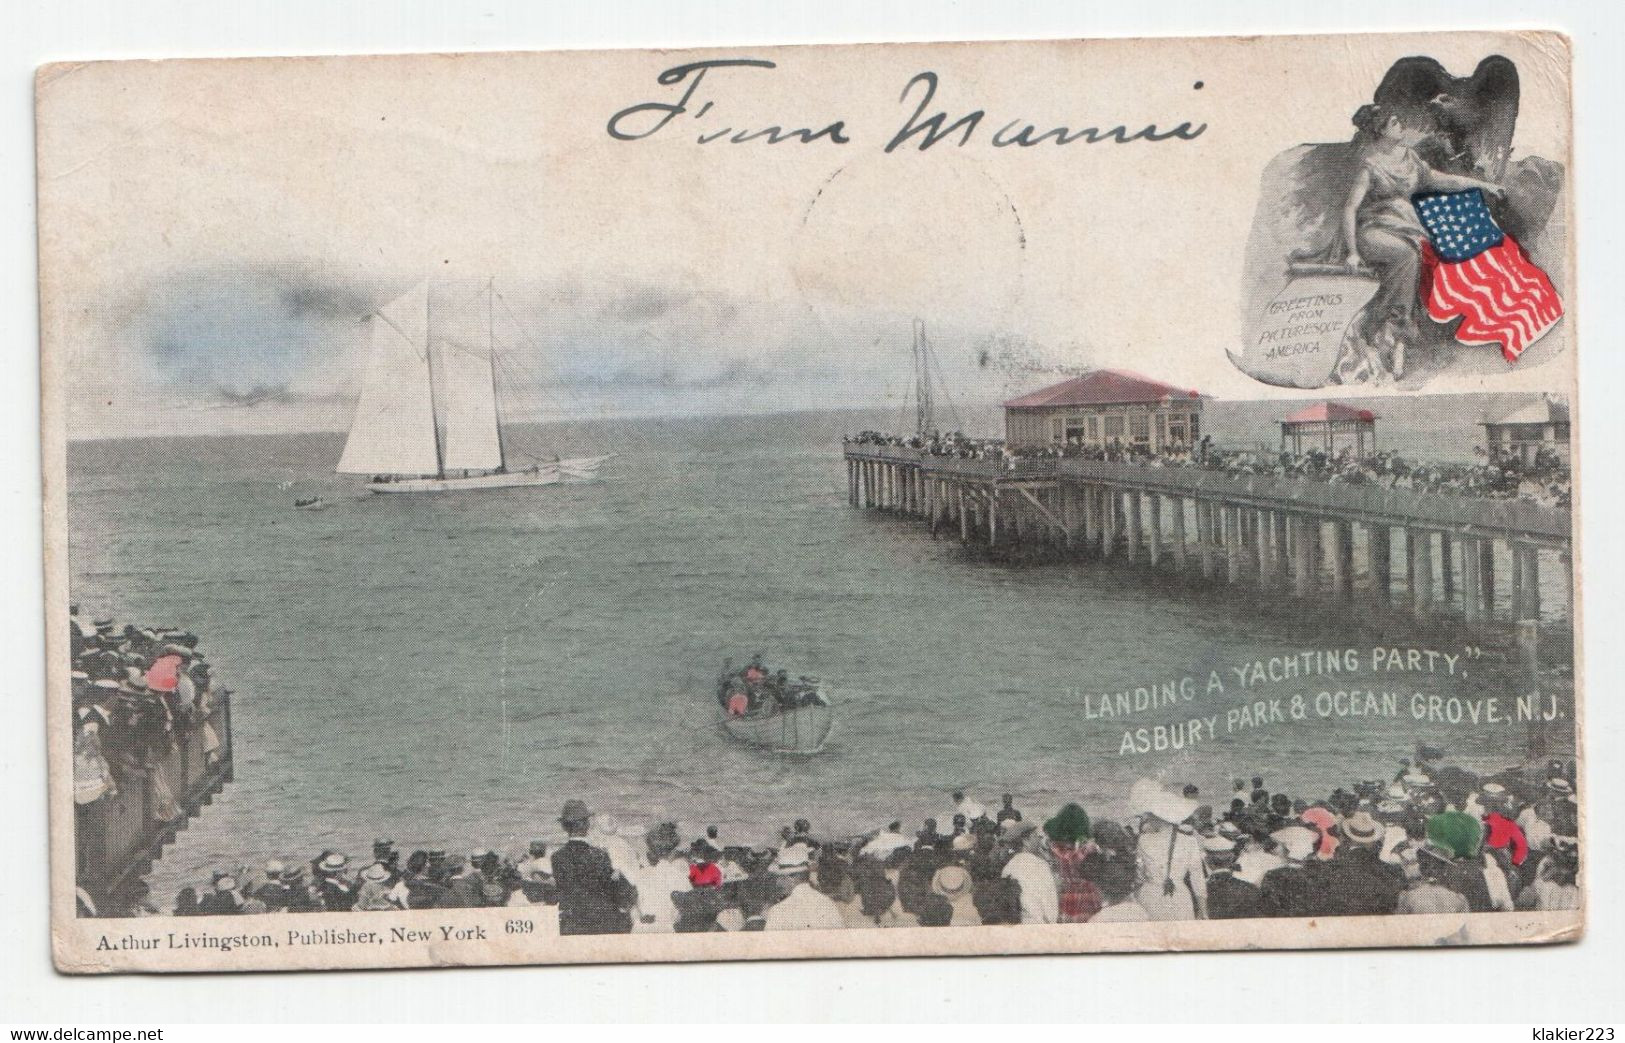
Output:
[843, 443, 1573, 629]
[76, 690, 234, 915]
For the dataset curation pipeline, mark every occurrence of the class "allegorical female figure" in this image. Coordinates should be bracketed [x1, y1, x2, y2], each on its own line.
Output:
[1239, 55, 1565, 389]
[1298, 103, 1505, 383]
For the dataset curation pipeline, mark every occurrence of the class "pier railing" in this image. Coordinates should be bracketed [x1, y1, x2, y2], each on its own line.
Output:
[841, 443, 1569, 544]
[1054, 460, 1570, 544]
[75, 690, 234, 914]
[843, 444, 1054, 479]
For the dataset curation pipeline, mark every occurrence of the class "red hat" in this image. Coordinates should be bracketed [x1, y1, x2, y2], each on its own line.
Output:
[1299, 807, 1340, 858]
[688, 861, 723, 889]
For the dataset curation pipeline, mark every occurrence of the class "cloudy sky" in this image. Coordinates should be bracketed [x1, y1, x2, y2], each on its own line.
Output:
[36, 34, 1569, 438]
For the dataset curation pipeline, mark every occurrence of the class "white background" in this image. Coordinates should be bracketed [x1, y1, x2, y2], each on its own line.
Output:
[4, 0, 1622, 1024]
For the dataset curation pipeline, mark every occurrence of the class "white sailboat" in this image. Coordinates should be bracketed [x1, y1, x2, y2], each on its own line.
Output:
[337, 279, 611, 494]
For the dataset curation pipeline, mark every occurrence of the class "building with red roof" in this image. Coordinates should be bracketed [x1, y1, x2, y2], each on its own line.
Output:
[1002, 369, 1204, 450]
[1279, 401, 1378, 457]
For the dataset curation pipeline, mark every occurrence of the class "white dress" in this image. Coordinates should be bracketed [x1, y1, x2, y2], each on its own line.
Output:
[1134, 824, 1207, 920]
[631, 859, 692, 933]
[1002, 852, 1059, 925]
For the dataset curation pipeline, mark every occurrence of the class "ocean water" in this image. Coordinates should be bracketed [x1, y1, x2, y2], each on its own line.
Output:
[66, 407, 1573, 901]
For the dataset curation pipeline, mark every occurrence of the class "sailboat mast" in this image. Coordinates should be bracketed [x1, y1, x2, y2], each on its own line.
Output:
[489, 278, 507, 474]
[913, 318, 934, 439]
[424, 281, 446, 477]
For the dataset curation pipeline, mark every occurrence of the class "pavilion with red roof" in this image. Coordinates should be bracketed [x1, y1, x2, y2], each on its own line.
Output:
[1279, 401, 1378, 458]
[1002, 369, 1205, 451]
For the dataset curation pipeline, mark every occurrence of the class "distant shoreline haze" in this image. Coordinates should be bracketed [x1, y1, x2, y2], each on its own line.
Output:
[66, 393, 1537, 467]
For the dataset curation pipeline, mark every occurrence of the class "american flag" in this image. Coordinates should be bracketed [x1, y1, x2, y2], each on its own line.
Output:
[1413, 189, 1563, 363]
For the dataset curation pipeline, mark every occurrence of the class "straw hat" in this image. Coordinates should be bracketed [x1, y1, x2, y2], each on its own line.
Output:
[931, 864, 973, 900]
[1270, 825, 1319, 861]
[1201, 834, 1238, 854]
[318, 852, 349, 873]
[360, 862, 390, 883]
[1343, 811, 1383, 845]
[1130, 779, 1199, 824]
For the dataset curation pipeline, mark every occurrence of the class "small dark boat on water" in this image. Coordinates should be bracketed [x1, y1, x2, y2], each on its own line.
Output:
[717, 658, 834, 754]
[293, 496, 327, 511]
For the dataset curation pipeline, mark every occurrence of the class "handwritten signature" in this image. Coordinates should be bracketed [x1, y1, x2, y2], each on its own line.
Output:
[607, 59, 1207, 151]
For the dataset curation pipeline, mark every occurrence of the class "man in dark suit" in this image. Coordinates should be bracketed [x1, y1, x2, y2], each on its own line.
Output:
[550, 800, 634, 935]
[197, 872, 243, 916]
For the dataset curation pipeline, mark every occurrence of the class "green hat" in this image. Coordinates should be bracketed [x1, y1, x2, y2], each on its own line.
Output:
[1043, 803, 1092, 844]
[1425, 810, 1483, 860]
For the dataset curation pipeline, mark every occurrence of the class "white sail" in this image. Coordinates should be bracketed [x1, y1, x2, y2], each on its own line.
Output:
[438, 338, 504, 473]
[337, 281, 440, 476]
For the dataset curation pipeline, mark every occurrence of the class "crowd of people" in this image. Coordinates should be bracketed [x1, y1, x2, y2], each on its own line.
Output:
[147, 748, 1580, 929]
[847, 430, 1006, 461]
[715, 655, 822, 718]
[1181, 443, 1569, 508]
[70, 606, 223, 852]
[845, 431, 1571, 507]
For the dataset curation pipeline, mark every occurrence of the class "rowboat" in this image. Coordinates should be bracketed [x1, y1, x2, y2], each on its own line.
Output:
[718, 676, 834, 754]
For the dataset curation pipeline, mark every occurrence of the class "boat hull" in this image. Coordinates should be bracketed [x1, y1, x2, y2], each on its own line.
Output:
[365, 456, 612, 494]
[554, 454, 613, 479]
[721, 700, 835, 754]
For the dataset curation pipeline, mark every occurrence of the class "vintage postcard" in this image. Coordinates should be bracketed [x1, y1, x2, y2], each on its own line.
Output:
[40, 30, 1581, 973]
